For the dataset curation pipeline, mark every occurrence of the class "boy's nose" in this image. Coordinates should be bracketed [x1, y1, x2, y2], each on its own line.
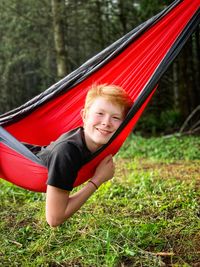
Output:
[101, 116, 111, 126]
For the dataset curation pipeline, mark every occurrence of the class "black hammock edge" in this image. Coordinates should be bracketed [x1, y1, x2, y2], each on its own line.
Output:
[90, 7, 200, 161]
[0, 7, 199, 166]
[0, 0, 182, 126]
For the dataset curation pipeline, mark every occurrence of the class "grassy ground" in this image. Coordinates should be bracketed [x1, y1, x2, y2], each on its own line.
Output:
[0, 135, 200, 267]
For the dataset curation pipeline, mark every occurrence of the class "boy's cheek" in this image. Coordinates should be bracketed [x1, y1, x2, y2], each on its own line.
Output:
[86, 116, 99, 125]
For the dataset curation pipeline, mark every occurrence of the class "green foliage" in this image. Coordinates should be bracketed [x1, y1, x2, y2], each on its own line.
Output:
[0, 0, 142, 113]
[0, 0, 199, 136]
[136, 109, 182, 135]
[0, 0, 56, 112]
[118, 134, 200, 161]
[0, 136, 200, 266]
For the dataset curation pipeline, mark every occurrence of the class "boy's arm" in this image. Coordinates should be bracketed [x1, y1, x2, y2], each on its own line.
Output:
[46, 155, 114, 227]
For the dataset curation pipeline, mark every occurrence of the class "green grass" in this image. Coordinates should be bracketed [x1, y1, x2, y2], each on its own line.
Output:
[0, 135, 200, 266]
[118, 134, 200, 161]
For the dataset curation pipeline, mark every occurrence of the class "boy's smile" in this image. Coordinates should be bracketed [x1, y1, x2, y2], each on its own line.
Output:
[82, 97, 124, 152]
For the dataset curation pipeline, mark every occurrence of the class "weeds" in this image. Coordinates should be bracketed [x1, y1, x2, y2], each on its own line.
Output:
[0, 135, 200, 266]
[118, 134, 200, 161]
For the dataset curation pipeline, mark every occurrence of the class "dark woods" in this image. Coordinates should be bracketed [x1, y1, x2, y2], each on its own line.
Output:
[0, 0, 199, 135]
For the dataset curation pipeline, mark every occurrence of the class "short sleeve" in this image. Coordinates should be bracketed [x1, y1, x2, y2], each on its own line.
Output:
[46, 142, 82, 191]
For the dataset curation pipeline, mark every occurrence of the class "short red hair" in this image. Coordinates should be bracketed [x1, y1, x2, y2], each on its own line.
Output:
[84, 84, 132, 116]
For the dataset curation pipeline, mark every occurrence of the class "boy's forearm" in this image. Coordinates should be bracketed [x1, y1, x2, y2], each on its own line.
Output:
[64, 180, 99, 219]
[46, 154, 114, 226]
[63, 158, 114, 221]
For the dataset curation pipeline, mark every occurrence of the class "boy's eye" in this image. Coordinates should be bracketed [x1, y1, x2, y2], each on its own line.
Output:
[113, 116, 121, 120]
[96, 112, 103, 115]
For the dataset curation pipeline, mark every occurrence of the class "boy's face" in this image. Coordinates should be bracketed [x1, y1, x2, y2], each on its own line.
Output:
[82, 96, 124, 152]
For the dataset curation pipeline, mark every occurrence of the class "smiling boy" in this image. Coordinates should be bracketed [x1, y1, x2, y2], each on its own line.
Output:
[82, 89, 128, 152]
[37, 84, 132, 227]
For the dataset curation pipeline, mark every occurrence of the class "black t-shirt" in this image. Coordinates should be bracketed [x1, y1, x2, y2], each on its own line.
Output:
[37, 127, 91, 191]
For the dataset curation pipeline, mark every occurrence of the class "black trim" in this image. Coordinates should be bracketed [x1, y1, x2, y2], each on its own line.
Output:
[0, 1, 199, 166]
[88, 7, 200, 161]
[0, 0, 181, 126]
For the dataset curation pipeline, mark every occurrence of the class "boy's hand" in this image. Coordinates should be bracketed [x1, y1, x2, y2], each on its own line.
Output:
[92, 155, 115, 187]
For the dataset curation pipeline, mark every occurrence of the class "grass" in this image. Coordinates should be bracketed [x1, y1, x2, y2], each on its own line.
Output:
[0, 134, 200, 266]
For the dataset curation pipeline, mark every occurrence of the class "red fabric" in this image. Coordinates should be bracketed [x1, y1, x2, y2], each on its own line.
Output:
[5, 0, 200, 145]
[0, 143, 47, 192]
[1, 0, 199, 192]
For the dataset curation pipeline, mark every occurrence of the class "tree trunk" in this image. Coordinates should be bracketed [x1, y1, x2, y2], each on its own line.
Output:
[194, 26, 200, 102]
[95, 0, 104, 49]
[177, 32, 200, 125]
[172, 61, 179, 110]
[118, 0, 128, 34]
[51, 0, 67, 79]
[178, 43, 190, 120]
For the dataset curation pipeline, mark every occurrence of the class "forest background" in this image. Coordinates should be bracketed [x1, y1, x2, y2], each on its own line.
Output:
[0, 0, 199, 135]
[0, 1, 200, 266]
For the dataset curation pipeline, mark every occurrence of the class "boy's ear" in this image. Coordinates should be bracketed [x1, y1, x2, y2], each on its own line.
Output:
[80, 109, 85, 121]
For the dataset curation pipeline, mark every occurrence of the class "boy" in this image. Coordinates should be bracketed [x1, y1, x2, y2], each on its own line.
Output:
[35, 84, 132, 227]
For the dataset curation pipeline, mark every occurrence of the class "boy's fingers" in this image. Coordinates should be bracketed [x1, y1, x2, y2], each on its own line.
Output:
[100, 155, 113, 165]
[107, 154, 113, 160]
[106, 155, 113, 163]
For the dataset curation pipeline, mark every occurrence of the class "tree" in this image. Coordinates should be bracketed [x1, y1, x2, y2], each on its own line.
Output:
[51, 0, 68, 79]
[0, 0, 56, 113]
[177, 29, 200, 124]
[0, 0, 198, 135]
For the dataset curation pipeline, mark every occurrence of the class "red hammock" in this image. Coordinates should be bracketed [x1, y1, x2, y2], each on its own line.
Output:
[0, 0, 199, 192]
